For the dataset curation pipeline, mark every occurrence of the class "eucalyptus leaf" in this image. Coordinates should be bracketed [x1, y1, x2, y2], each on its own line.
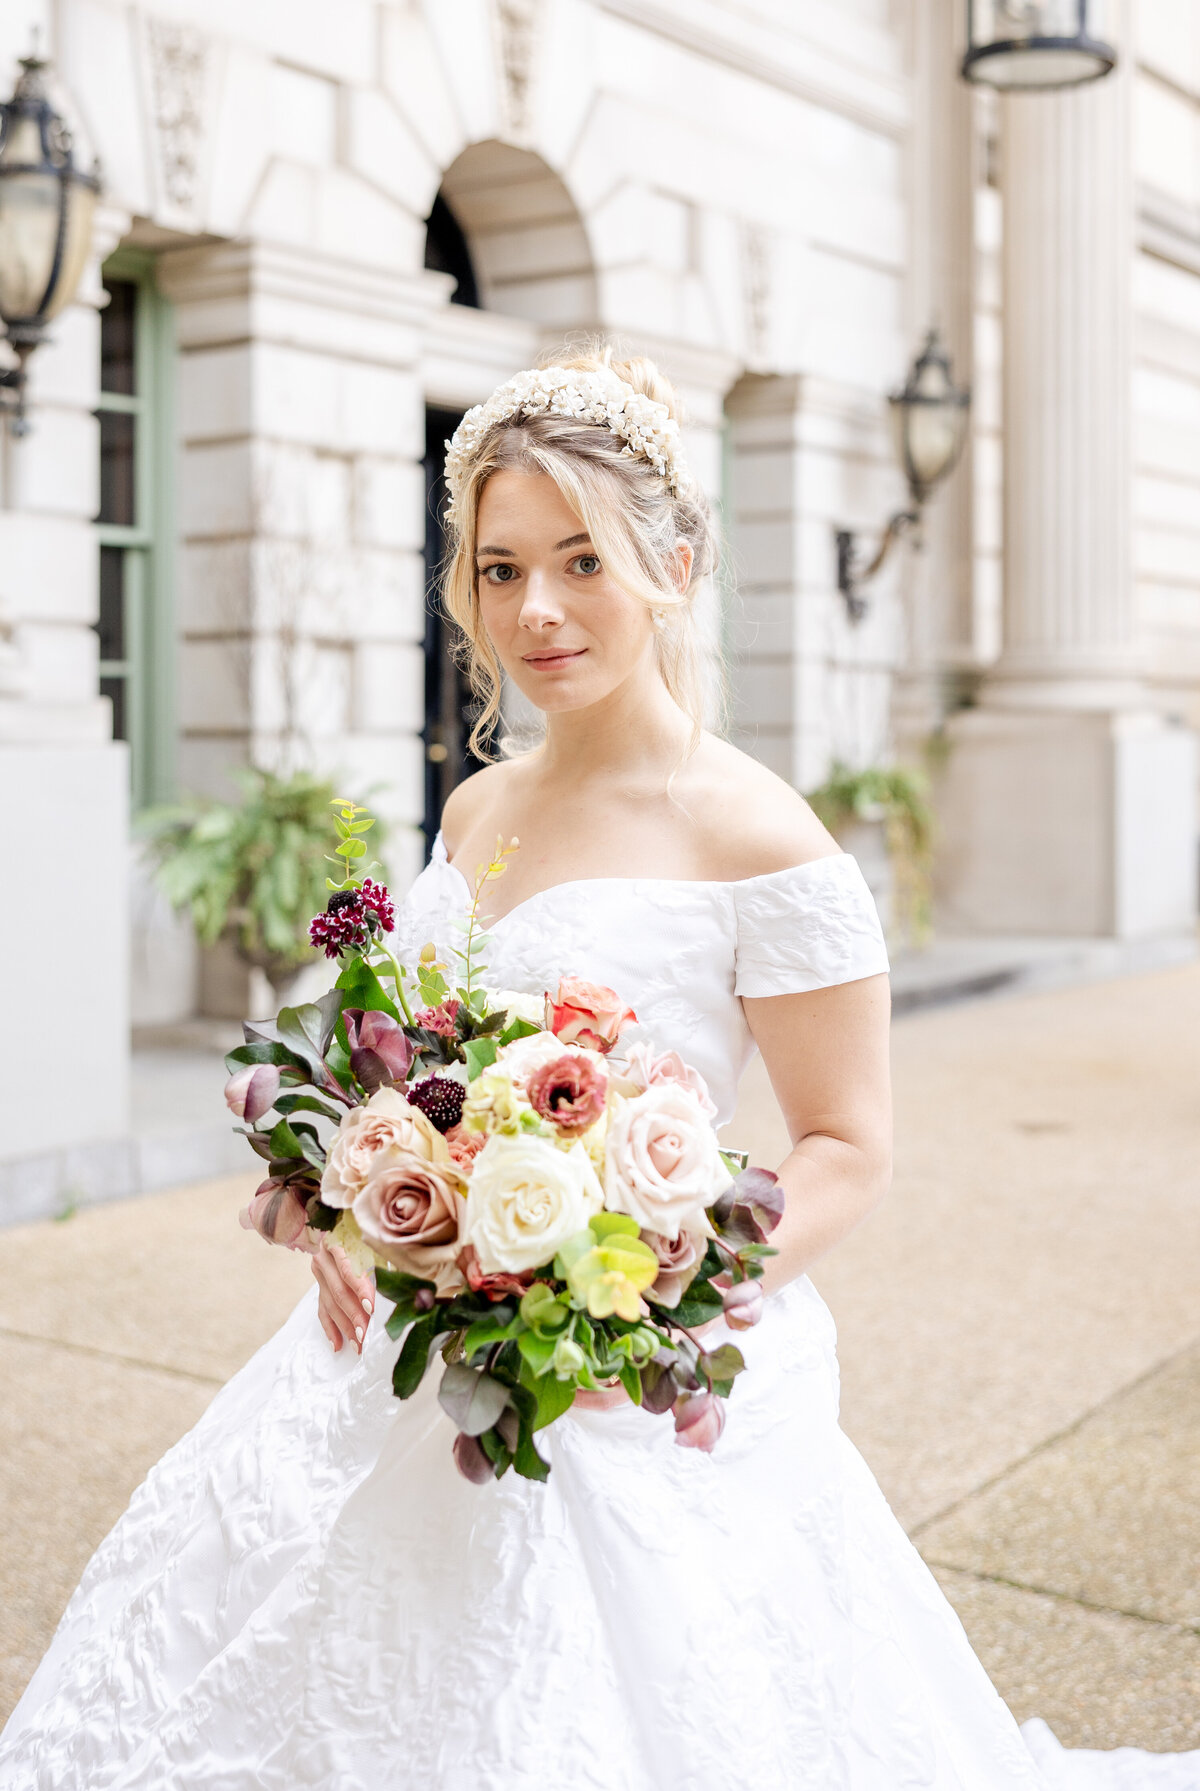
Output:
[437, 1363, 511, 1436]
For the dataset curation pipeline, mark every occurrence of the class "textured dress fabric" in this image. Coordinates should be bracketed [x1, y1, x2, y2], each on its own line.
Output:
[1, 839, 1196, 1791]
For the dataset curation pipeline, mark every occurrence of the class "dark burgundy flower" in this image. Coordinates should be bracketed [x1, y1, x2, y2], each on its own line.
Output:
[344, 1008, 417, 1092]
[310, 890, 370, 959]
[406, 1073, 466, 1134]
[360, 878, 395, 934]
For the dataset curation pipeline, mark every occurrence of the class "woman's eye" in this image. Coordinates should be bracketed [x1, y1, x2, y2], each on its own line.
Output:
[570, 554, 602, 576]
[481, 563, 518, 585]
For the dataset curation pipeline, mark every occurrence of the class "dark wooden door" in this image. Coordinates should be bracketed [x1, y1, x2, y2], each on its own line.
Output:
[422, 406, 482, 856]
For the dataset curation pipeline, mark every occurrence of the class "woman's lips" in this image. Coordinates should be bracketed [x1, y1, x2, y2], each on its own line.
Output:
[522, 648, 586, 669]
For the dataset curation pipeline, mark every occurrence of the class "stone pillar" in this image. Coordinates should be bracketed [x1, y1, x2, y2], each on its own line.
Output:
[892, 0, 978, 753]
[156, 240, 445, 1015]
[936, 23, 1198, 939]
[0, 206, 132, 1181]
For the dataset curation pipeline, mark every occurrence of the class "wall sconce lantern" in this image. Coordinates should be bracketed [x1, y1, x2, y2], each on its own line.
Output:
[835, 328, 970, 624]
[961, 1, 1116, 90]
[0, 54, 100, 434]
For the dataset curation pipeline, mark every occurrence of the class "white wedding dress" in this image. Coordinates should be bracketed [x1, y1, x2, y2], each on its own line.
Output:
[2, 835, 1196, 1790]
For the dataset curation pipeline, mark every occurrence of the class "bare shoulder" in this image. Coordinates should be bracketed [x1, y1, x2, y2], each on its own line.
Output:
[439, 761, 517, 855]
[680, 736, 841, 880]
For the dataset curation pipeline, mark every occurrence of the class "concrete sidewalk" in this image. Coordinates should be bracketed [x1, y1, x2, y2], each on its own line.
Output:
[2, 961, 1199, 1747]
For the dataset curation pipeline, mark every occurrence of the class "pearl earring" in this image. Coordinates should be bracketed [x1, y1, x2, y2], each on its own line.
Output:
[650, 608, 668, 630]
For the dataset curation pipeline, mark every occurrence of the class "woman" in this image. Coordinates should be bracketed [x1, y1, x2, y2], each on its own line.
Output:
[1, 352, 1195, 1789]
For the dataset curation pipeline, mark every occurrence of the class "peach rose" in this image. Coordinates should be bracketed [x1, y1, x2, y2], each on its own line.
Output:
[545, 977, 636, 1054]
[320, 1087, 447, 1209]
[352, 1145, 466, 1294]
[604, 1083, 732, 1241]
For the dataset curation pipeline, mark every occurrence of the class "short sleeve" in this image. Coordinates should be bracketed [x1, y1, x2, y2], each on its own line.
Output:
[733, 854, 891, 998]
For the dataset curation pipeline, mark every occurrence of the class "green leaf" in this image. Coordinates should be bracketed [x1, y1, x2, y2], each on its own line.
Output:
[225, 1040, 306, 1073]
[437, 1363, 511, 1436]
[516, 1329, 558, 1377]
[377, 1268, 440, 1332]
[391, 1310, 442, 1398]
[463, 1313, 522, 1357]
[335, 838, 367, 859]
[275, 1003, 333, 1072]
[498, 1015, 541, 1046]
[667, 1284, 726, 1328]
[525, 1365, 577, 1431]
[512, 1426, 551, 1482]
[268, 1117, 306, 1159]
[617, 1360, 643, 1404]
[589, 1211, 640, 1242]
[273, 1092, 344, 1122]
[698, 1343, 745, 1382]
[461, 1036, 498, 1081]
[335, 957, 400, 1021]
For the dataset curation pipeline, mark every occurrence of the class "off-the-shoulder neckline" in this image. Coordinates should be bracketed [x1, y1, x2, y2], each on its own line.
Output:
[432, 829, 855, 929]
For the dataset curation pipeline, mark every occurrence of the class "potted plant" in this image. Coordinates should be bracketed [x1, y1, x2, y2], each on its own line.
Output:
[805, 761, 934, 948]
[138, 768, 383, 1004]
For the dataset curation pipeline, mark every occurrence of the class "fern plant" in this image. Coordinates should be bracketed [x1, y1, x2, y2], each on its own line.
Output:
[138, 769, 383, 1001]
[805, 761, 934, 947]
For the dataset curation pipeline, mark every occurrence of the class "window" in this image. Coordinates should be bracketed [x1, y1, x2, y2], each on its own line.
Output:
[95, 252, 175, 808]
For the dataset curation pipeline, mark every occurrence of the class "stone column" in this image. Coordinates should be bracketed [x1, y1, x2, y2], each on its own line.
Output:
[892, 0, 978, 753]
[935, 20, 1198, 939]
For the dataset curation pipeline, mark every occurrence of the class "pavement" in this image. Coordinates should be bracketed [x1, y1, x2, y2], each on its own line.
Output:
[1, 959, 1199, 1748]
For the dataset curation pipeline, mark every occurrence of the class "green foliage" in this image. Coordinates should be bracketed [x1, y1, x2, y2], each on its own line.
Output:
[138, 769, 384, 995]
[805, 759, 934, 946]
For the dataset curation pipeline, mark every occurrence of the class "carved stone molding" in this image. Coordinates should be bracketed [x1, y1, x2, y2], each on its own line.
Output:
[495, 0, 540, 141]
[742, 225, 772, 366]
[143, 14, 210, 220]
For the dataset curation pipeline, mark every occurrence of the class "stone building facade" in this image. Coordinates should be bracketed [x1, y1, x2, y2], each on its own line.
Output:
[0, 0, 1197, 1169]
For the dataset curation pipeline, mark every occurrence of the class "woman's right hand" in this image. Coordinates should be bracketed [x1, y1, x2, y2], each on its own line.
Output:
[311, 1240, 375, 1354]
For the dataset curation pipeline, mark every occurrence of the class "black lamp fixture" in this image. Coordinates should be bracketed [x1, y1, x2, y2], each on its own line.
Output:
[961, 1, 1116, 90]
[835, 328, 971, 624]
[0, 51, 100, 434]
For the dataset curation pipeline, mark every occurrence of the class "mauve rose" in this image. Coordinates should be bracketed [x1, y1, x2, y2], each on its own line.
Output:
[673, 1390, 726, 1452]
[526, 1053, 607, 1134]
[605, 1083, 731, 1241]
[545, 977, 636, 1054]
[722, 1279, 764, 1330]
[643, 1221, 708, 1308]
[321, 1087, 447, 1209]
[618, 1041, 717, 1120]
[238, 1176, 316, 1250]
[225, 1063, 281, 1124]
[352, 1145, 465, 1293]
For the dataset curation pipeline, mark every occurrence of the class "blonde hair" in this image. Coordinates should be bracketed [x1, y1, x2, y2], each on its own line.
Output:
[439, 345, 721, 759]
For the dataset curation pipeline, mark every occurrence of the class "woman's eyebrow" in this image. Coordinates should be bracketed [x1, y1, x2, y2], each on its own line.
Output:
[555, 533, 592, 551]
[476, 544, 515, 556]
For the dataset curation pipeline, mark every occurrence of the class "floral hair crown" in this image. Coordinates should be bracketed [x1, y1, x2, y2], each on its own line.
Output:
[443, 364, 696, 526]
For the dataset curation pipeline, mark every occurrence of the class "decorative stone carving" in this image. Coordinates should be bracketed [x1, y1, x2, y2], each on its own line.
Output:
[743, 224, 771, 364]
[495, 0, 540, 140]
[144, 15, 210, 218]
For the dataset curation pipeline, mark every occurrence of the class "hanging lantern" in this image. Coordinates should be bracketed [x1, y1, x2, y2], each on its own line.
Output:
[0, 53, 100, 432]
[962, 1, 1116, 89]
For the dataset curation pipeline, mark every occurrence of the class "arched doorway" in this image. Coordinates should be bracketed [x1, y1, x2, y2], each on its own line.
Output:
[418, 144, 597, 853]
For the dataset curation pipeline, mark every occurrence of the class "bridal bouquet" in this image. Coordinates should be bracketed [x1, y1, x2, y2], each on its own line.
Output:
[226, 800, 782, 1484]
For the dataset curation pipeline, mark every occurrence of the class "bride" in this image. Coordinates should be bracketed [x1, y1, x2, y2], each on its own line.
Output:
[1, 351, 1195, 1790]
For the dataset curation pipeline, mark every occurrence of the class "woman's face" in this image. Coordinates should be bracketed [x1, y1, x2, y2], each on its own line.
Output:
[473, 468, 661, 717]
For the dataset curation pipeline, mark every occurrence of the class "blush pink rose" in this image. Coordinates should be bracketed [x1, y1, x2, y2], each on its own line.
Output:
[321, 1087, 447, 1209]
[445, 1123, 486, 1169]
[353, 1146, 466, 1294]
[619, 1041, 717, 1120]
[525, 1053, 607, 1134]
[604, 1083, 732, 1241]
[545, 977, 636, 1054]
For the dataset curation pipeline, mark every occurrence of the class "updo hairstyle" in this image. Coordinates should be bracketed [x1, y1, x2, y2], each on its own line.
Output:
[439, 345, 720, 758]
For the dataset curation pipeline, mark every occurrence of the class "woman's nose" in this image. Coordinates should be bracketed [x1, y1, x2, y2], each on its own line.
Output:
[518, 572, 563, 630]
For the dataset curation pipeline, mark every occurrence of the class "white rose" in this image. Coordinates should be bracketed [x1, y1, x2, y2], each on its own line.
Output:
[495, 1029, 602, 1088]
[604, 1083, 732, 1241]
[487, 988, 545, 1031]
[463, 1135, 603, 1274]
[321, 1087, 447, 1209]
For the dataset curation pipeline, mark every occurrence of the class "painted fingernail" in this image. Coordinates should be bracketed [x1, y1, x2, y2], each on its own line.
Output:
[361, 1298, 372, 1315]
[355, 1325, 364, 1343]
